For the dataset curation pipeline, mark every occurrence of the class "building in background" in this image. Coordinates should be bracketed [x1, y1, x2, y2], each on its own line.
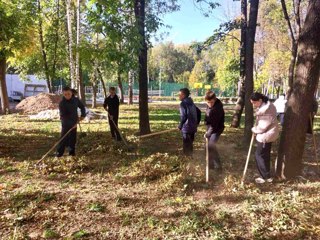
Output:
[6, 74, 48, 101]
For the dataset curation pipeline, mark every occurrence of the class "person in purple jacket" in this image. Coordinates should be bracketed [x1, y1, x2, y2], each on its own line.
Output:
[178, 88, 198, 156]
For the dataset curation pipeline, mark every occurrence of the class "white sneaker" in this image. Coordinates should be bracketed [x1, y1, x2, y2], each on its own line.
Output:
[255, 177, 265, 184]
[255, 177, 273, 184]
[266, 178, 273, 183]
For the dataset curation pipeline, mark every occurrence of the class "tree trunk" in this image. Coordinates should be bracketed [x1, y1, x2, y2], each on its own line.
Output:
[134, 0, 151, 135]
[97, 68, 107, 98]
[287, 42, 298, 94]
[117, 70, 124, 104]
[231, 0, 247, 128]
[0, 54, 9, 114]
[75, 0, 81, 91]
[78, 65, 86, 104]
[65, 0, 76, 88]
[276, 1, 320, 179]
[51, 0, 60, 89]
[91, 76, 97, 109]
[244, 0, 259, 144]
[128, 70, 133, 105]
[280, 0, 302, 95]
[38, 0, 53, 93]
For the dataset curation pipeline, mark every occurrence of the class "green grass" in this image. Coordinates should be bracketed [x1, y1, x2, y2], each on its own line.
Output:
[0, 102, 320, 239]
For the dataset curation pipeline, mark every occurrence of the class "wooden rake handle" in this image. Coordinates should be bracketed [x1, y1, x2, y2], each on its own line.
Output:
[106, 111, 129, 147]
[139, 128, 178, 139]
[241, 133, 255, 185]
[310, 113, 319, 167]
[37, 124, 77, 165]
[206, 137, 210, 183]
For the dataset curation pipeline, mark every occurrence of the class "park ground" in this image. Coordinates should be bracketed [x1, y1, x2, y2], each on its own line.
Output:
[1, 102, 320, 239]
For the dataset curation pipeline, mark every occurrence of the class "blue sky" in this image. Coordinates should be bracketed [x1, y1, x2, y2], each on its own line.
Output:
[154, 0, 240, 44]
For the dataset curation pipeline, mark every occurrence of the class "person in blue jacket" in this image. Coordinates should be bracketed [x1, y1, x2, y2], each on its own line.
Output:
[57, 86, 86, 157]
[178, 88, 198, 156]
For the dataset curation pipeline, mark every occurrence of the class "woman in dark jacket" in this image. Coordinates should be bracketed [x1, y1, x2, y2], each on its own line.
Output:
[204, 91, 225, 171]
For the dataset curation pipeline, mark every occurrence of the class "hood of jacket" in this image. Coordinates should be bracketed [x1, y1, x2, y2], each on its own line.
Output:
[212, 98, 223, 110]
[182, 97, 194, 106]
[256, 101, 276, 116]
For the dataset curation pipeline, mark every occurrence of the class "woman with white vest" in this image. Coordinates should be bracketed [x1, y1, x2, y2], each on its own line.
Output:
[250, 92, 280, 184]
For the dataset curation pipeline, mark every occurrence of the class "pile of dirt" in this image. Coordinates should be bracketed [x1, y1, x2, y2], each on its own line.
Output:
[16, 93, 61, 114]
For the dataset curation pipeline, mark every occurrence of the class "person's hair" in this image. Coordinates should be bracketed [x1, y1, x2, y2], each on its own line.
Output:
[109, 87, 116, 91]
[71, 89, 78, 95]
[250, 92, 269, 103]
[180, 88, 190, 98]
[62, 86, 72, 92]
[204, 91, 216, 101]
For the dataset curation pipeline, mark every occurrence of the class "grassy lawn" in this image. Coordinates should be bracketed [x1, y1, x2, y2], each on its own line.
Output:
[0, 102, 320, 239]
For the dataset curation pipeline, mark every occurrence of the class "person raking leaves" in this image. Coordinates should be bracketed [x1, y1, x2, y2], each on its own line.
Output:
[250, 92, 279, 184]
[204, 91, 225, 173]
[56, 86, 86, 157]
[103, 87, 121, 141]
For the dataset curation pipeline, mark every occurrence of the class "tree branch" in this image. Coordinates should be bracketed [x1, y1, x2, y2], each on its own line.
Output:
[280, 0, 296, 42]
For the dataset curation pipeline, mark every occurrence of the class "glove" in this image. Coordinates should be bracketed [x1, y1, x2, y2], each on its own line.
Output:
[251, 127, 258, 134]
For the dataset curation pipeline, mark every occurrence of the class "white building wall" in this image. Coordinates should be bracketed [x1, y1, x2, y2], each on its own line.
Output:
[6, 74, 48, 97]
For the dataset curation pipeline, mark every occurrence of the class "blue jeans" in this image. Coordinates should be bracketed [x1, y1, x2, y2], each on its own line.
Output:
[207, 133, 221, 169]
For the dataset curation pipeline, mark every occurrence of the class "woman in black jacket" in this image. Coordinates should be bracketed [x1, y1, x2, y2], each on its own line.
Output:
[204, 91, 225, 171]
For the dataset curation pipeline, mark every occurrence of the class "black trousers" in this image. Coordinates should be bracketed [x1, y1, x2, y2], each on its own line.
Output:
[278, 113, 285, 126]
[108, 115, 121, 141]
[182, 133, 195, 156]
[57, 124, 77, 156]
[207, 133, 222, 169]
[255, 141, 272, 179]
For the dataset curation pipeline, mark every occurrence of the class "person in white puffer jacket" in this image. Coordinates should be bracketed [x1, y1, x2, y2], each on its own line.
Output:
[250, 92, 280, 184]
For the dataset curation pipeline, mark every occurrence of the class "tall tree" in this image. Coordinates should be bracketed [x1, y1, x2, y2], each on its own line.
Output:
[97, 68, 107, 98]
[134, 0, 151, 135]
[65, 0, 76, 88]
[75, 0, 85, 103]
[0, 53, 9, 113]
[244, 0, 259, 143]
[0, 0, 34, 113]
[37, 0, 53, 93]
[280, 0, 302, 94]
[128, 70, 134, 105]
[276, 0, 320, 179]
[231, 0, 247, 128]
